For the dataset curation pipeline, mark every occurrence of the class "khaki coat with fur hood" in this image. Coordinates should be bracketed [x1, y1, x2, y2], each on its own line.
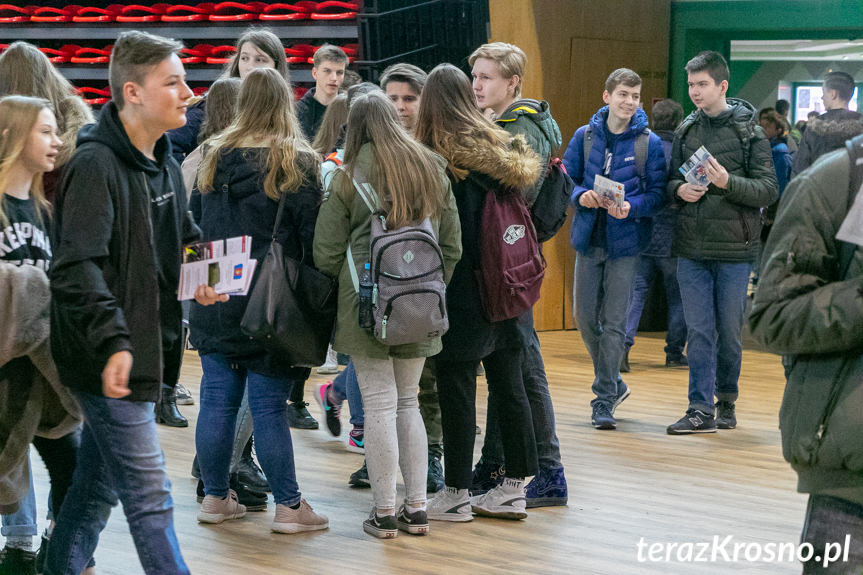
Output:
[0, 264, 81, 513]
[434, 131, 542, 362]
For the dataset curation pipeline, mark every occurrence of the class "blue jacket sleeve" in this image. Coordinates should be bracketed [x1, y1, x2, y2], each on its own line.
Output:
[628, 133, 668, 219]
[167, 101, 205, 164]
[563, 126, 588, 206]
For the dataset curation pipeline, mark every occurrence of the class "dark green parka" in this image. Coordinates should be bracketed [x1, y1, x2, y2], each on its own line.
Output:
[749, 147, 863, 506]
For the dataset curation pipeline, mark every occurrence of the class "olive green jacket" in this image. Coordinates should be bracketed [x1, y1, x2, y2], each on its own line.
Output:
[313, 144, 462, 360]
[749, 147, 863, 505]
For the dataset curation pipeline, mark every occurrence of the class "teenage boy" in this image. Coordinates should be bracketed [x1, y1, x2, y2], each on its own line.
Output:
[296, 44, 348, 141]
[750, 135, 863, 574]
[665, 51, 777, 435]
[792, 71, 863, 177]
[466, 42, 568, 507]
[46, 31, 224, 575]
[562, 68, 666, 431]
[380, 62, 426, 135]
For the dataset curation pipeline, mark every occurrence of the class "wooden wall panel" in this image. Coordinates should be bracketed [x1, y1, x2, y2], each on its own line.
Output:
[488, 0, 670, 330]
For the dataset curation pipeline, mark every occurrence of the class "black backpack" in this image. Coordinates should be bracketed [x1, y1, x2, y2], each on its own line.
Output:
[530, 157, 575, 243]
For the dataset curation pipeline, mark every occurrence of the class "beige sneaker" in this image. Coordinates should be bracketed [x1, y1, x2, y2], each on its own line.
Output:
[271, 499, 329, 533]
[197, 489, 247, 524]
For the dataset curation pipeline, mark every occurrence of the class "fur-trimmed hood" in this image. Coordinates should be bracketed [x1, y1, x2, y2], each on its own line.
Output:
[437, 131, 542, 191]
[806, 109, 863, 139]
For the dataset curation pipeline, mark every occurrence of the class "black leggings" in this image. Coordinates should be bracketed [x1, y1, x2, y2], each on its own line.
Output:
[32, 431, 80, 518]
[436, 347, 537, 489]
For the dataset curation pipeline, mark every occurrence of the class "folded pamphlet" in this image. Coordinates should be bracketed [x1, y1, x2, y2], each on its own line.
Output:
[679, 146, 713, 187]
[177, 236, 256, 300]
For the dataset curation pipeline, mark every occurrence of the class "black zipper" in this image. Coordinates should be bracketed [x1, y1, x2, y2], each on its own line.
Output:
[380, 266, 443, 281]
[739, 213, 751, 246]
[379, 288, 445, 340]
[374, 236, 444, 285]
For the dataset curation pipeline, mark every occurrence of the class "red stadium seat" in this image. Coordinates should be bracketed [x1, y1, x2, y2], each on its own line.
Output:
[310, 1, 358, 20]
[30, 5, 80, 23]
[208, 2, 266, 22]
[116, 4, 169, 23]
[70, 46, 113, 65]
[72, 5, 122, 23]
[205, 45, 237, 65]
[162, 3, 214, 22]
[180, 44, 214, 65]
[259, 2, 316, 21]
[0, 4, 32, 23]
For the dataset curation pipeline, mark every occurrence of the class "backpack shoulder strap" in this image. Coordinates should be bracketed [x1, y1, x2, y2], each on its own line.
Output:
[345, 166, 381, 294]
[839, 134, 863, 279]
[583, 125, 594, 174]
[635, 128, 650, 182]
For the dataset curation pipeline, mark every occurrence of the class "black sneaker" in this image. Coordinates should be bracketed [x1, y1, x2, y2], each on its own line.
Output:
[666, 354, 689, 368]
[314, 382, 341, 437]
[667, 409, 717, 435]
[591, 403, 616, 430]
[197, 477, 268, 511]
[237, 436, 270, 492]
[470, 460, 506, 496]
[287, 401, 319, 430]
[349, 461, 370, 488]
[34, 531, 49, 575]
[0, 545, 36, 575]
[363, 510, 398, 539]
[396, 505, 429, 535]
[715, 401, 737, 429]
[620, 348, 631, 373]
[427, 453, 445, 494]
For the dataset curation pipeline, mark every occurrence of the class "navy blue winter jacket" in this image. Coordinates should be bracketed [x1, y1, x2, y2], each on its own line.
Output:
[563, 106, 667, 258]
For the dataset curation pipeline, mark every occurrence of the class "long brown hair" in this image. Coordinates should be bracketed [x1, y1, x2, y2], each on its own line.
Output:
[198, 77, 241, 143]
[197, 68, 319, 200]
[415, 63, 513, 180]
[0, 96, 53, 226]
[312, 92, 347, 155]
[342, 91, 446, 229]
[0, 41, 93, 167]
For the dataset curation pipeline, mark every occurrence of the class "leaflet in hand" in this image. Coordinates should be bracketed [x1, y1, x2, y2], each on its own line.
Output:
[593, 174, 625, 208]
[680, 146, 712, 187]
[177, 236, 256, 301]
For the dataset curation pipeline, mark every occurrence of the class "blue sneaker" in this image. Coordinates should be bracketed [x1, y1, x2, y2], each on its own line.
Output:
[525, 467, 568, 508]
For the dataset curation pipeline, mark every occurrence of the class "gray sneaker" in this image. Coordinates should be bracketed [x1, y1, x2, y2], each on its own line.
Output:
[396, 505, 429, 535]
[470, 478, 527, 520]
[427, 487, 473, 522]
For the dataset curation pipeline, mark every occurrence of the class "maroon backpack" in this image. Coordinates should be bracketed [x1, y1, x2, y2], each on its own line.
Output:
[476, 184, 547, 322]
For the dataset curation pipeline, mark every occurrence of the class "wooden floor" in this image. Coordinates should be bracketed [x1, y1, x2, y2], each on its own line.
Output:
[16, 331, 808, 574]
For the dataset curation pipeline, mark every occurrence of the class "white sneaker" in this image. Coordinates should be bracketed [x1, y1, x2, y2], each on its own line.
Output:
[427, 487, 473, 522]
[470, 478, 527, 520]
[197, 490, 247, 524]
[316, 345, 339, 375]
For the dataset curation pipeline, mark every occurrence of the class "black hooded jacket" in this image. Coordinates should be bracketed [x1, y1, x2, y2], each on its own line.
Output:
[50, 103, 199, 402]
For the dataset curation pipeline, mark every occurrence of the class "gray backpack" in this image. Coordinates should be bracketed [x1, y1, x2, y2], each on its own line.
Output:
[346, 173, 449, 346]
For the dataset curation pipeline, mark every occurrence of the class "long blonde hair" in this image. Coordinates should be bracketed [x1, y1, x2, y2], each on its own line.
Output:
[197, 68, 319, 200]
[415, 63, 515, 181]
[0, 96, 54, 226]
[0, 41, 94, 167]
[342, 91, 446, 229]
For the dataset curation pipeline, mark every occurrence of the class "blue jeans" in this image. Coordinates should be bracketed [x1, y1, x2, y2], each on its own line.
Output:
[481, 328, 562, 472]
[196, 353, 301, 507]
[625, 255, 687, 359]
[677, 258, 750, 414]
[332, 359, 364, 427]
[574, 246, 638, 409]
[801, 495, 863, 574]
[1, 463, 37, 538]
[44, 392, 188, 575]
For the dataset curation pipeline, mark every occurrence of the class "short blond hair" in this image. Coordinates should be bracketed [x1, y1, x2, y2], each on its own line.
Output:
[468, 42, 526, 96]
